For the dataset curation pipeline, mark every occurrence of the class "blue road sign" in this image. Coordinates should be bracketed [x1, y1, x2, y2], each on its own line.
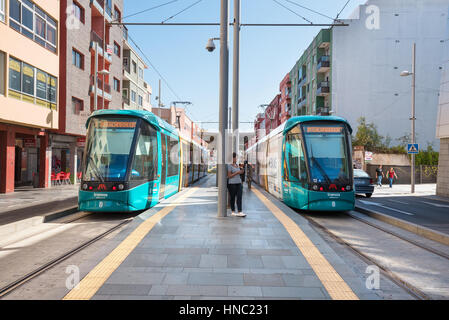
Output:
[407, 144, 419, 154]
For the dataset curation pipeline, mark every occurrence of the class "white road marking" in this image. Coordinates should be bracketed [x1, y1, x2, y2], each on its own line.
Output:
[422, 201, 449, 209]
[358, 200, 414, 216]
[388, 199, 409, 205]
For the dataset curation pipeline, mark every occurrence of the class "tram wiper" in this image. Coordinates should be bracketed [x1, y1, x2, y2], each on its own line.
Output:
[310, 156, 332, 186]
[87, 155, 105, 183]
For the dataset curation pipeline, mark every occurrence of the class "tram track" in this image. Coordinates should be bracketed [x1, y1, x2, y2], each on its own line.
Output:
[0, 214, 132, 299]
[300, 212, 434, 300]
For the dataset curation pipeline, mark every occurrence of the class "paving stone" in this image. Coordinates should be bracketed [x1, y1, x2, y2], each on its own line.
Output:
[261, 286, 326, 299]
[227, 255, 264, 268]
[261, 256, 286, 269]
[187, 272, 244, 286]
[281, 256, 310, 269]
[106, 272, 165, 285]
[122, 254, 168, 267]
[97, 284, 152, 296]
[228, 286, 263, 297]
[243, 273, 285, 287]
[165, 285, 228, 296]
[199, 254, 228, 268]
[163, 273, 189, 285]
[164, 254, 201, 268]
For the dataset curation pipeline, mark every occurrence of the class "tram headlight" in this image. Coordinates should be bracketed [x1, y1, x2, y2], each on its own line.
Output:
[82, 184, 88, 190]
[118, 184, 125, 191]
[312, 185, 318, 191]
[346, 185, 351, 191]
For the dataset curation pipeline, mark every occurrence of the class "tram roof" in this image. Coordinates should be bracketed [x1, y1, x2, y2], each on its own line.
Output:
[86, 109, 178, 135]
[284, 116, 353, 134]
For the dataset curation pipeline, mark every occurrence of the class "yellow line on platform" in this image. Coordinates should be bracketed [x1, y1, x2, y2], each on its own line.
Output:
[63, 188, 198, 300]
[252, 188, 359, 300]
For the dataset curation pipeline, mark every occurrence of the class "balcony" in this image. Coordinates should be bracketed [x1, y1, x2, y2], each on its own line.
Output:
[317, 56, 330, 73]
[316, 107, 330, 116]
[298, 96, 306, 108]
[91, 0, 113, 22]
[90, 75, 112, 101]
[317, 81, 330, 96]
[90, 31, 112, 63]
[298, 74, 307, 87]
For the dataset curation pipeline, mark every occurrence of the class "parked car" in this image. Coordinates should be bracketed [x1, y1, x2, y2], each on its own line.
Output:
[353, 169, 375, 198]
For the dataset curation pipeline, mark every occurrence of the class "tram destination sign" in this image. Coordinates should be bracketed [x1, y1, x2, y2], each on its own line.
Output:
[306, 126, 343, 133]
[95, 120, 137, 129]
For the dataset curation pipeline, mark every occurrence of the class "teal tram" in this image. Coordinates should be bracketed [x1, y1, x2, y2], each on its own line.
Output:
[79, 110, 208, 212]
[246, 116, 355, 211]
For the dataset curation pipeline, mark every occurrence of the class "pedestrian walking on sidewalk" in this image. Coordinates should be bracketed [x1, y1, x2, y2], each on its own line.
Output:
[227, 152, 246, 217]
[387, 167, 398, 188]
[376, 165, 384, 187]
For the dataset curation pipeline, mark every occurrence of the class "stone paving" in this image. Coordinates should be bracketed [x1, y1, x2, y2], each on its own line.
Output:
[86, 177, 381, 300]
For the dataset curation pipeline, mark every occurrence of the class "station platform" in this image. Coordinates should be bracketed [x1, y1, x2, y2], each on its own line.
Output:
[0, 185, 78, 230]
[63, 176, 381, 300]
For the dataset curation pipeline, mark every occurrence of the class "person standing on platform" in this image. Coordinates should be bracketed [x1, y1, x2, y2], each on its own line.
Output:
[376, 165, 384, 187]
[387, 167, 398, 188]
[227, 152, 246, 217]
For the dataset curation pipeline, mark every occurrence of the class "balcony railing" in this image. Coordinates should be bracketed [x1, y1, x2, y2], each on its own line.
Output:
[91, 31, 104, 48]
[316, 107, 330, 116]
[90, 75, 111, 94]
[317, 55, 330, 72]
[317, 81, 330, 96]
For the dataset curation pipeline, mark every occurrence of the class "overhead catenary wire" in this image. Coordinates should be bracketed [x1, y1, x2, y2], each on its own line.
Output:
[114, 0, 181, 23]
[335, 0, 351, 21]
[271, 0, 313, 24]
[161, 0, 204, 23]
[282, 0, 344, 24]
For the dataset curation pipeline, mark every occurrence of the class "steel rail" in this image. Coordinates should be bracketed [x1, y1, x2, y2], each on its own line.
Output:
[301, 213, 431, 300]
[0, 218, 132, 298]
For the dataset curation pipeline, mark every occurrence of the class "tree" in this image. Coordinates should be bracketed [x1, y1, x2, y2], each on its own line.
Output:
[352, 117, 385, 152]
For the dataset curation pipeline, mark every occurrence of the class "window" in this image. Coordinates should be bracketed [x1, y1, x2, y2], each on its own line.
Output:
[0, 0, 5, 22]
[8, 56, 57, 108]
[122, 88, 128, 99]
[9, 57, 21, 92]
[9, 0, 58, 53]
[72, 49, 83, 69]
[131, 122, 158, 181]
[138, 95, 143, 106]
[131, 90, 136, 102]
[0, 51, 5, 95]
[123, 57, 128, 67]
[167, 136, 179, 177]
[113, 78, 120, 92]
[113, 6, 121, 22]
[72, 97, 83, 114]
[132, 60, 137, 74]
[22, 63, 34, 96]
[113, 42, 120, 57]
[73, 1, 84, 24]
[138, 67, 143, 79]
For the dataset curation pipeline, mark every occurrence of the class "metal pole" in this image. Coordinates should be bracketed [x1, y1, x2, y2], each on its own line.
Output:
[218, 0, 229, 218]
[94, 42, 98, 111]
[102, 0, 106, 109]
[411, 43, 416, 194]
[158, 79, 162, 118]
[232, 0, 240, 155]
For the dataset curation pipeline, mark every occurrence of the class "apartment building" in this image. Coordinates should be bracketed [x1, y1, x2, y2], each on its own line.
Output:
[122, 27, 151, 111]
[0, 0, 59, 193]
[289, 29, 331, 117]
[279, 73, 292, 124]
[264, 94, 281, 136]
[55, 0, 123, 185]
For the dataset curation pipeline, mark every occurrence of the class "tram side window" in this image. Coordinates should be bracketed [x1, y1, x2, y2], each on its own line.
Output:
[167, 136, 180, 177]
[131, 123, 157, 181]
[286, 134, 307, 184]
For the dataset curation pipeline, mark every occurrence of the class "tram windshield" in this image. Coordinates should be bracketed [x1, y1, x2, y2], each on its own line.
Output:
[302, 124, 351, 185]
[83, 118, 137, 182]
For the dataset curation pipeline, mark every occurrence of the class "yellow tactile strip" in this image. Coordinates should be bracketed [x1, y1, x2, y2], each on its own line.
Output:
[63, 187, 198, 300]
[252, 188, 359, 300]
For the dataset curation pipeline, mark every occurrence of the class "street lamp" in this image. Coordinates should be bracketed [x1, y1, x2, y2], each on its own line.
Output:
[400, 42, 416, 194]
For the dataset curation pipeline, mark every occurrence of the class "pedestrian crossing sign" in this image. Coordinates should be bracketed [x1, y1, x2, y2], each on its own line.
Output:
[407, 144, 419, 154]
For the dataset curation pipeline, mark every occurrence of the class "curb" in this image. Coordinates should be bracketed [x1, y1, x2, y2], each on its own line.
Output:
[355, 206, 449, 247]
[0, 206, 79, 238]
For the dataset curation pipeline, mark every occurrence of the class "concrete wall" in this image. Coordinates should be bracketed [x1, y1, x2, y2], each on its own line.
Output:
[332, 0, 448, 150]
[437, 138, 449, 196]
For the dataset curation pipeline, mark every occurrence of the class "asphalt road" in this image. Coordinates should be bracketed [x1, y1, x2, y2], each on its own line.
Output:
[356, 195, 449, 235]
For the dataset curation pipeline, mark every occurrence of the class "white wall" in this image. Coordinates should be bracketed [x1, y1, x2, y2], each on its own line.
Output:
[437, 6, 449, 139]
[332, 0, 448, 149]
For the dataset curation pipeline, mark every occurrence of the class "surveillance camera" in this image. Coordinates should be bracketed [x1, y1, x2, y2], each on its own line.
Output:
[206, 38, 216, 52]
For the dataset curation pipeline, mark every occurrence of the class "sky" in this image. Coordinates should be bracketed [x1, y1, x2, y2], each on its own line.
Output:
[123, 0, 368, 132]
